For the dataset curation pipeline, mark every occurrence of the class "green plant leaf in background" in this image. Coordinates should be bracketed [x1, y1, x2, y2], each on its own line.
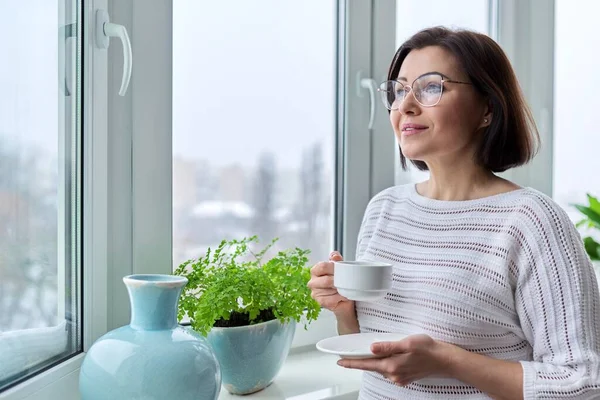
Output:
[573, 194, 600, 261]
[587, 193, 600, 215]
[583, 236, 600, 261]
[572, 193, 600, 229]
[573, 205, 600, 229]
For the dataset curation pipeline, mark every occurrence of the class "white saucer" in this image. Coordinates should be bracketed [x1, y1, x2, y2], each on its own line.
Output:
[316, 332, 408, 359]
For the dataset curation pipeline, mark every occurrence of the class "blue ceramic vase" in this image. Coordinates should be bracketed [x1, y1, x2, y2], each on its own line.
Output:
[207, 318, 295, 395]
[79, 274, 221, 400]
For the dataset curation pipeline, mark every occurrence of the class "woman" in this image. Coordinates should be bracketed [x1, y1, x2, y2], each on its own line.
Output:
[308, 27, 600, 400]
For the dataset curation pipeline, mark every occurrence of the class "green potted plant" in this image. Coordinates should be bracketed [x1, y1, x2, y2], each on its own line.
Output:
[174, 236, 321, 395]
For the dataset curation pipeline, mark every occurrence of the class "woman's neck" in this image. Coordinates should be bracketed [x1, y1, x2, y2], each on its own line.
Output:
[417, 162, 499, 201]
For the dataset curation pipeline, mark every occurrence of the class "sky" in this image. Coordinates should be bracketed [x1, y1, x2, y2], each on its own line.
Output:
[0, 1, 59, 159]
[173, 0, 337, 169]
[0, 0, 598, 204]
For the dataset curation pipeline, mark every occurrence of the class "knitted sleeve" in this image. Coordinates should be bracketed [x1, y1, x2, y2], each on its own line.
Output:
[514, 195, 600, 399]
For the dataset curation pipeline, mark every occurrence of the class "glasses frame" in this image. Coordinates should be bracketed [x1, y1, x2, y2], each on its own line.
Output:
[378, 73, 472, 109]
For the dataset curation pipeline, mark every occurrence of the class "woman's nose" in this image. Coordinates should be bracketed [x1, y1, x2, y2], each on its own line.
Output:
[397, 90, 420, 115]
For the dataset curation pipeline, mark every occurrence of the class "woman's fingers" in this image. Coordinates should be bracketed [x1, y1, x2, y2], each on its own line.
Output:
[307, 275, 334, 289]
[310, 288, 338, 298]
[310, 261, 334, 277]
[311, 251, 344, 277]
[316, 293, 349, 310]
[329, 251, 344, 261]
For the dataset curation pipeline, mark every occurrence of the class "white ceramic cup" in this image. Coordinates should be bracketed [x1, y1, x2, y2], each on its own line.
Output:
[333, 260, 393, 301]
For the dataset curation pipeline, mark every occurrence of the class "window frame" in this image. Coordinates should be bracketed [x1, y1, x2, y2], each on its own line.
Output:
[1, 0, 107, 398]
[1, 0, 83, 393]
[496, 0, 555, 195]
[340, 0, 396, 263]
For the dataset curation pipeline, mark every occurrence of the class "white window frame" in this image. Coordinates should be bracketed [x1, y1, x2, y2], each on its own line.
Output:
[341, 0, 396, 263]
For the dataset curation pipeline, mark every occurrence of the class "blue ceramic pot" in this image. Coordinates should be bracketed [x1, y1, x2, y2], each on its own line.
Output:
[79, 274, 221, 400]
[207, 318, 295, 395]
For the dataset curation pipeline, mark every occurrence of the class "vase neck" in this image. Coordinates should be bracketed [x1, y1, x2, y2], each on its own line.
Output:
[123, 275, 187, 331]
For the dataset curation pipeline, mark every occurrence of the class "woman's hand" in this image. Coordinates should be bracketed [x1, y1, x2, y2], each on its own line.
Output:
[337, 334, 452, 386]
[307, 251, 356, 320]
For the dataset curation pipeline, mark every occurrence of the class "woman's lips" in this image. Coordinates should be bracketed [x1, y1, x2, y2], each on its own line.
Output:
[401, 126, 428, 136]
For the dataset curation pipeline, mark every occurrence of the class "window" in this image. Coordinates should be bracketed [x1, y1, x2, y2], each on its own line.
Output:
[553, 0, 600, 221]
[0, 0, 573, 398]
[172, 0, 337, 268]
[393, 0, 491, 185]
[0, 0, 82, 392]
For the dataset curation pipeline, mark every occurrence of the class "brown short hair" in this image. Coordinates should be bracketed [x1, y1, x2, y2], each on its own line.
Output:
[390, 27, 539, 173]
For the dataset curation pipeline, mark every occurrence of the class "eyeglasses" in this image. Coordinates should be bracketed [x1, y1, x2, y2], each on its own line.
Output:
[378, 73, 472, 109]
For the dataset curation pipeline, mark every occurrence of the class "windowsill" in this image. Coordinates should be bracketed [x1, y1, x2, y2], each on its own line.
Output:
[218, 348, 361, 400]
[0, 313, 350, 400]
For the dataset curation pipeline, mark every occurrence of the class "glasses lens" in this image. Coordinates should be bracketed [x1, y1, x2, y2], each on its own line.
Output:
[413, 74, 443, 106]
[379, 81, 405, 110]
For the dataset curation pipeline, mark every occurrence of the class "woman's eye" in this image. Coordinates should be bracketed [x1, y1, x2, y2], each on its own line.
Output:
[422, 83, 442, 93]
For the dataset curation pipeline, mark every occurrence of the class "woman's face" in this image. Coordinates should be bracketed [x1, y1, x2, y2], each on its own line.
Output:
[391, 46, 489, 166]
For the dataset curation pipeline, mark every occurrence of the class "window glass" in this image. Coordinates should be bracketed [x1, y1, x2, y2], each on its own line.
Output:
[0, 0, 82, 391]
[553, 0, 600, 222]
[173, 0, 337, 267]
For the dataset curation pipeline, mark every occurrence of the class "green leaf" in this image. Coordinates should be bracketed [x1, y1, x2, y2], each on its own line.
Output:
[574, 205, 600, 228]
[583, 236, 600, 261]
[587, 194, 600, 215]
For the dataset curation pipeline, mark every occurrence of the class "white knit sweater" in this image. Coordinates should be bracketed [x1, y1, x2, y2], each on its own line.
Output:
[354, 184, 600, 400]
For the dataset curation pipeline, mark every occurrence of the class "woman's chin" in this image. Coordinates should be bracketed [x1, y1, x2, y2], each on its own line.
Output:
[400, 142, 427, 159]
[401, 149, 427, 161]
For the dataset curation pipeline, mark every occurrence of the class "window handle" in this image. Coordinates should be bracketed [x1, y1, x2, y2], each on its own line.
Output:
[357, 72, 377, 130]
[95, 9, 132, 96]
[59, 23, 76, 97]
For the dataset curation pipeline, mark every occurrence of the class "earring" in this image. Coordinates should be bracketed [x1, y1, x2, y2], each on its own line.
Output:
[484, 118, 488, 123]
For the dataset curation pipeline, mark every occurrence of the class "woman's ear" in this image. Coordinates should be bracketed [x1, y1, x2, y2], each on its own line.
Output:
[479, 99, 493, 129]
